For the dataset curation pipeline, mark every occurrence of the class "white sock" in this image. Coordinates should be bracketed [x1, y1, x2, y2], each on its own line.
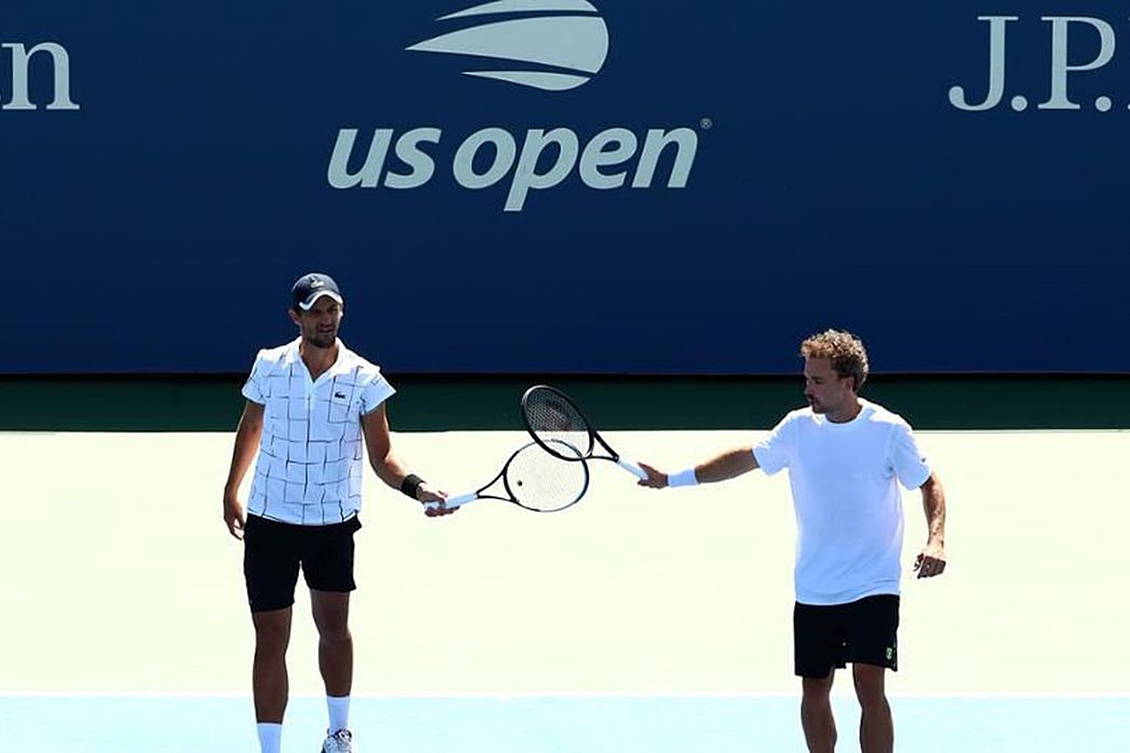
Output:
[327, 695, 351, 733]
[256, 722, 283, 753]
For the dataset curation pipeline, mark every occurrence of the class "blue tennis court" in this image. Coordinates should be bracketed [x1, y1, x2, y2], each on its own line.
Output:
[2, 694, 1126, 751]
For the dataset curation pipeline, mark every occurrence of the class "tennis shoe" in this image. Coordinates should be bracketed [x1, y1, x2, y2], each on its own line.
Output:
[322, 728, 354, 753]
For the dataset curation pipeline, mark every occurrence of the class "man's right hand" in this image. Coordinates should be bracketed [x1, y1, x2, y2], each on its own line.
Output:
[223, 494, 247, 540]
[418, 484, 458, 517]
[637, 462, 669, 489]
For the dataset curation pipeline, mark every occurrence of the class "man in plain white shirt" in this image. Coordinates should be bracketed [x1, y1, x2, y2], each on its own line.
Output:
[639, 329, 947, 753]
[222, 272, 454, 753]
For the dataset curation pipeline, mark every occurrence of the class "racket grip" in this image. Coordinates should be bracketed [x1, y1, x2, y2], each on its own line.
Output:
[617, 458, 648, 480]
[424, 491, 477, 513]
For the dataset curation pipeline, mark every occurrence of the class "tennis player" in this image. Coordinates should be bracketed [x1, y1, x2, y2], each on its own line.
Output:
[222, 272, 453, 753]
[638, 329, 947, 753]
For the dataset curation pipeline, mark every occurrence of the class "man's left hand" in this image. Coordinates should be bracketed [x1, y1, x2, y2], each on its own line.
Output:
[914, 541, 946, 579]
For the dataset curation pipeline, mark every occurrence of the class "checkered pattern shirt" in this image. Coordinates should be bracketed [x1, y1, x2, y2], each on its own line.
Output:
[241, 338, 395, 525]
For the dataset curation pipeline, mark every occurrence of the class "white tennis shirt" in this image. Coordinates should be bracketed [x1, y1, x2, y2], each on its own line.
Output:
[753, 399, 931, 606]
[241, 338, 395, 525]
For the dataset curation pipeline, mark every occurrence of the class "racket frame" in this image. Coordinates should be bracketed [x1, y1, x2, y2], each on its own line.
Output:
[520, 384, 647, 480]
[424, 438, 590, 513]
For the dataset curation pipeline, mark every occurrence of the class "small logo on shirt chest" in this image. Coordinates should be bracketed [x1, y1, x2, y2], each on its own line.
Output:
[334, 392, 347, 399]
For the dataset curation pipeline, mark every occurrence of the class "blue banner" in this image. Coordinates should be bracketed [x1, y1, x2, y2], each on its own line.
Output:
[2, 2, 1127, 373]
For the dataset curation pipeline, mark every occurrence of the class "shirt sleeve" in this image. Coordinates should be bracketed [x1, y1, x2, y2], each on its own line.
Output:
[240, 350, 268, 404]
[752, 413, 796, 475]
[360, 370, 396, 415]
[889, 421, 931, 489]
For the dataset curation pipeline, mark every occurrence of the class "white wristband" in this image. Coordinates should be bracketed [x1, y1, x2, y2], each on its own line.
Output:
[667, 468, 699, 488]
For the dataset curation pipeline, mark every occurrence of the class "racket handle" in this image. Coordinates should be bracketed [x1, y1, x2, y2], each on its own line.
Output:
[423, 491, 477, 513]
[617, 458, 648, 480]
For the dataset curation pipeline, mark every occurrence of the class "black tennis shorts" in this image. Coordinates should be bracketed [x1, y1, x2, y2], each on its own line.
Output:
[243, 514, 362, 613]
[793, 594, 900, 678]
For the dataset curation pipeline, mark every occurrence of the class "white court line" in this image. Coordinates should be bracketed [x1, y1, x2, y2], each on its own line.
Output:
[2, 690, 1128, 700]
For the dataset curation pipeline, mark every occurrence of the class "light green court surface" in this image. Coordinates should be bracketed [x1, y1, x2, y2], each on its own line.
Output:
[1, 429, 1126, 697]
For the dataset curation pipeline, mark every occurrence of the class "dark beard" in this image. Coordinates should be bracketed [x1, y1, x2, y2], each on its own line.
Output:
[307, 332, 336, 349]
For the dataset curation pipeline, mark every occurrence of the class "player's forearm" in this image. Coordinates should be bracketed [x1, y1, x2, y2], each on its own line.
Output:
[921, 474, 946, 544]
[692, 447, 758, 484]
[369, 450, 412, 490]
[224, 419, 262, 496]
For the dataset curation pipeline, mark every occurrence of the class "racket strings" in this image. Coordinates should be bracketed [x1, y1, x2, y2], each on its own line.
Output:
[505, 442, 588, 512]
[522, 389, 592, 457]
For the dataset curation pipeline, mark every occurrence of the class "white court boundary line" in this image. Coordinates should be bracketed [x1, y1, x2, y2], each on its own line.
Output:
[3, 690, 1128, 700]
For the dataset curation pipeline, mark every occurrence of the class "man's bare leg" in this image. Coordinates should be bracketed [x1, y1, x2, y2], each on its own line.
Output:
[801, 672, 837, 753]
[853, 663, 893, 753]
[252, 607, 293, 722]
[311, 590, 352, 698]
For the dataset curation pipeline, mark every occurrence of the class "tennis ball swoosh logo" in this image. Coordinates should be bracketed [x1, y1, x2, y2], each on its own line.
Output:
[407, 0, 610, 91]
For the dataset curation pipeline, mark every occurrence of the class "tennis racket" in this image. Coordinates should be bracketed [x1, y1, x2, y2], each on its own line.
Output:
[424, 438, 590, 513]
[520, 384, 647, 480]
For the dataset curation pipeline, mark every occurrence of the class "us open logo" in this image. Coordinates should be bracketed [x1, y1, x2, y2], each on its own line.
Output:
[407, 0, 609, 91]
[326, 0, 703, 211]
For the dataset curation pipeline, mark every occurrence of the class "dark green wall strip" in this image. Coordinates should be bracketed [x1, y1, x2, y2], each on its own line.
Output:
[1, 375, 1126, 432]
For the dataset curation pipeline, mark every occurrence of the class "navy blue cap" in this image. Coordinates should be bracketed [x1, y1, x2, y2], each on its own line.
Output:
[291, 272, 343, 310]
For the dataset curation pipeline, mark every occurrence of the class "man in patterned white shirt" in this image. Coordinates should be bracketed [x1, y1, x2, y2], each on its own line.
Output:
[222, 272, 452, 753]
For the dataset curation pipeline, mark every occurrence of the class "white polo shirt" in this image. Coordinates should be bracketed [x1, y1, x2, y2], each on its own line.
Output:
[753, 399, 931, 606]
[241, 338, 395, 525]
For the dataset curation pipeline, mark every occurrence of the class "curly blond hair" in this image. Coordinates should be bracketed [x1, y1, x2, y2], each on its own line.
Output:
[800, 329, 869, 391]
